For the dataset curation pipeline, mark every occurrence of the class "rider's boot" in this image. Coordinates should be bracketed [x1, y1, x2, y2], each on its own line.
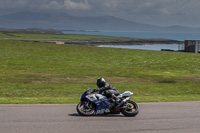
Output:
[109, 103, 115, 109]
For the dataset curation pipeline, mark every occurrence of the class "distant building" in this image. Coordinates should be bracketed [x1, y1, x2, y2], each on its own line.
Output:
[184, 40, 200, 53]
[46, 41, 65, 45]
[56, 41, 65, 45]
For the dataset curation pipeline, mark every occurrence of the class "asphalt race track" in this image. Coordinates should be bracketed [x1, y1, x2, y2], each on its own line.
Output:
[0, 102, 200, 133]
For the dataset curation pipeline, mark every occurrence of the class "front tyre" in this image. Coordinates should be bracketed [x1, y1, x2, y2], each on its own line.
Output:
[121, 101, 139, 117]
[76, 101, 95, 116]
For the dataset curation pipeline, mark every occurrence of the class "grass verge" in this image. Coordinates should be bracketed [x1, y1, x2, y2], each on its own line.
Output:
[0, 39, 200, 104]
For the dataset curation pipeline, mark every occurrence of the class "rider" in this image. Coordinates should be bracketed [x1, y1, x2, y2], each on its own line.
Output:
[94, 77, 120, 104]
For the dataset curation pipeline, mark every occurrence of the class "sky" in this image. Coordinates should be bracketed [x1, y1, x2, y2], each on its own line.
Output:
[0, 0, 200, 27]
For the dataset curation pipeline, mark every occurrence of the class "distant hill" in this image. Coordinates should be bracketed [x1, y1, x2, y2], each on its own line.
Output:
[0, 11, 199, 32]
[0, 28, 62, 34]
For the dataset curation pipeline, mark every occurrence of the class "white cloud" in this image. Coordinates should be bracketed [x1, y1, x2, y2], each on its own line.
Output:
[63, 0, 91, 10]
[104, 0, 118, 9]
[47, 1, 60, 8]
[44, 1, 63, 10]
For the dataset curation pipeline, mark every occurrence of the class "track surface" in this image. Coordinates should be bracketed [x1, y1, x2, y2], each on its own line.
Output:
[0, 102, 200, 133]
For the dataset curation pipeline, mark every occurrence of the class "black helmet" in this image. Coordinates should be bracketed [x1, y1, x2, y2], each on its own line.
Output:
[96, 77, 106, 88]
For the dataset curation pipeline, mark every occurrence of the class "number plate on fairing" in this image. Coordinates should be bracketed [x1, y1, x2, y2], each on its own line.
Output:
[86, 94, 97, 102]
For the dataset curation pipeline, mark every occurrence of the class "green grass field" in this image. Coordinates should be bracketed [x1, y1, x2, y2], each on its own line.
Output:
[0, 32, 173, 42]
[0, 37, 200, 104]
[0, 32, 131, 42]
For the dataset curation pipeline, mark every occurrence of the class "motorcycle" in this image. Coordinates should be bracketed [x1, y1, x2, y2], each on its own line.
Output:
[76, 88, 139, 117]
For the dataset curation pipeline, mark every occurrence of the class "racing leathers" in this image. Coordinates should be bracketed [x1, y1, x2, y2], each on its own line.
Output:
[96, 82, 120, 104]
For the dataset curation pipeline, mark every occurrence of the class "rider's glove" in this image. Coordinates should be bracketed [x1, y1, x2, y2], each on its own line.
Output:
[93, 89, 99, 92]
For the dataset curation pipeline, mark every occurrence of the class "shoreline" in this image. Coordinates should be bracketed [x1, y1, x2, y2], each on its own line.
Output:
[63, 39, 183, 46]
[0, 31, 183, 46]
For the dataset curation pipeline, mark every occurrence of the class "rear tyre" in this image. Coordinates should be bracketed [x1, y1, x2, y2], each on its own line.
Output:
[76, 101, 95, 116]
[121, 101, 139, 117]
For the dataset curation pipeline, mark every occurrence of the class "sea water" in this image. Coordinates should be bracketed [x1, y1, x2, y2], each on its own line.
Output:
[63, 31, 200, 41]
[63, 31, 200, 50]
[97, 44, 184, 51]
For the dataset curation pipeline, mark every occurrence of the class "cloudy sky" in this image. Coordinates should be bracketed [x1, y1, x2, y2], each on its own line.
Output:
[0, 0, 200, 27]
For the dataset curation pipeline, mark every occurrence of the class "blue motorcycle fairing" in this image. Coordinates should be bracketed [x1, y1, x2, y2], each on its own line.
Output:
[80, 89, 111, 112]
[80, 88, 94, 107]
[80, 88, 94, 100]
[80, 90, 89, 100]
[95, 98, 111, 110]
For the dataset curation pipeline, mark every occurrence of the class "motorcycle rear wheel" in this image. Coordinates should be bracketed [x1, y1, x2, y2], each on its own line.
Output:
[76, 102, 95, 116]
[121, 101, 139, 117]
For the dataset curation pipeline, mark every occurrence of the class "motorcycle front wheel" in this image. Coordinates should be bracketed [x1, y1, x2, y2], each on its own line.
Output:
[76, 101, 95, 116]
[121, 101, 139, 117]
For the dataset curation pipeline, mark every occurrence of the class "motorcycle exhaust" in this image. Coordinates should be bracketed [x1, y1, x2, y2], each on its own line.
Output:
[116, 97, 130, 108]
